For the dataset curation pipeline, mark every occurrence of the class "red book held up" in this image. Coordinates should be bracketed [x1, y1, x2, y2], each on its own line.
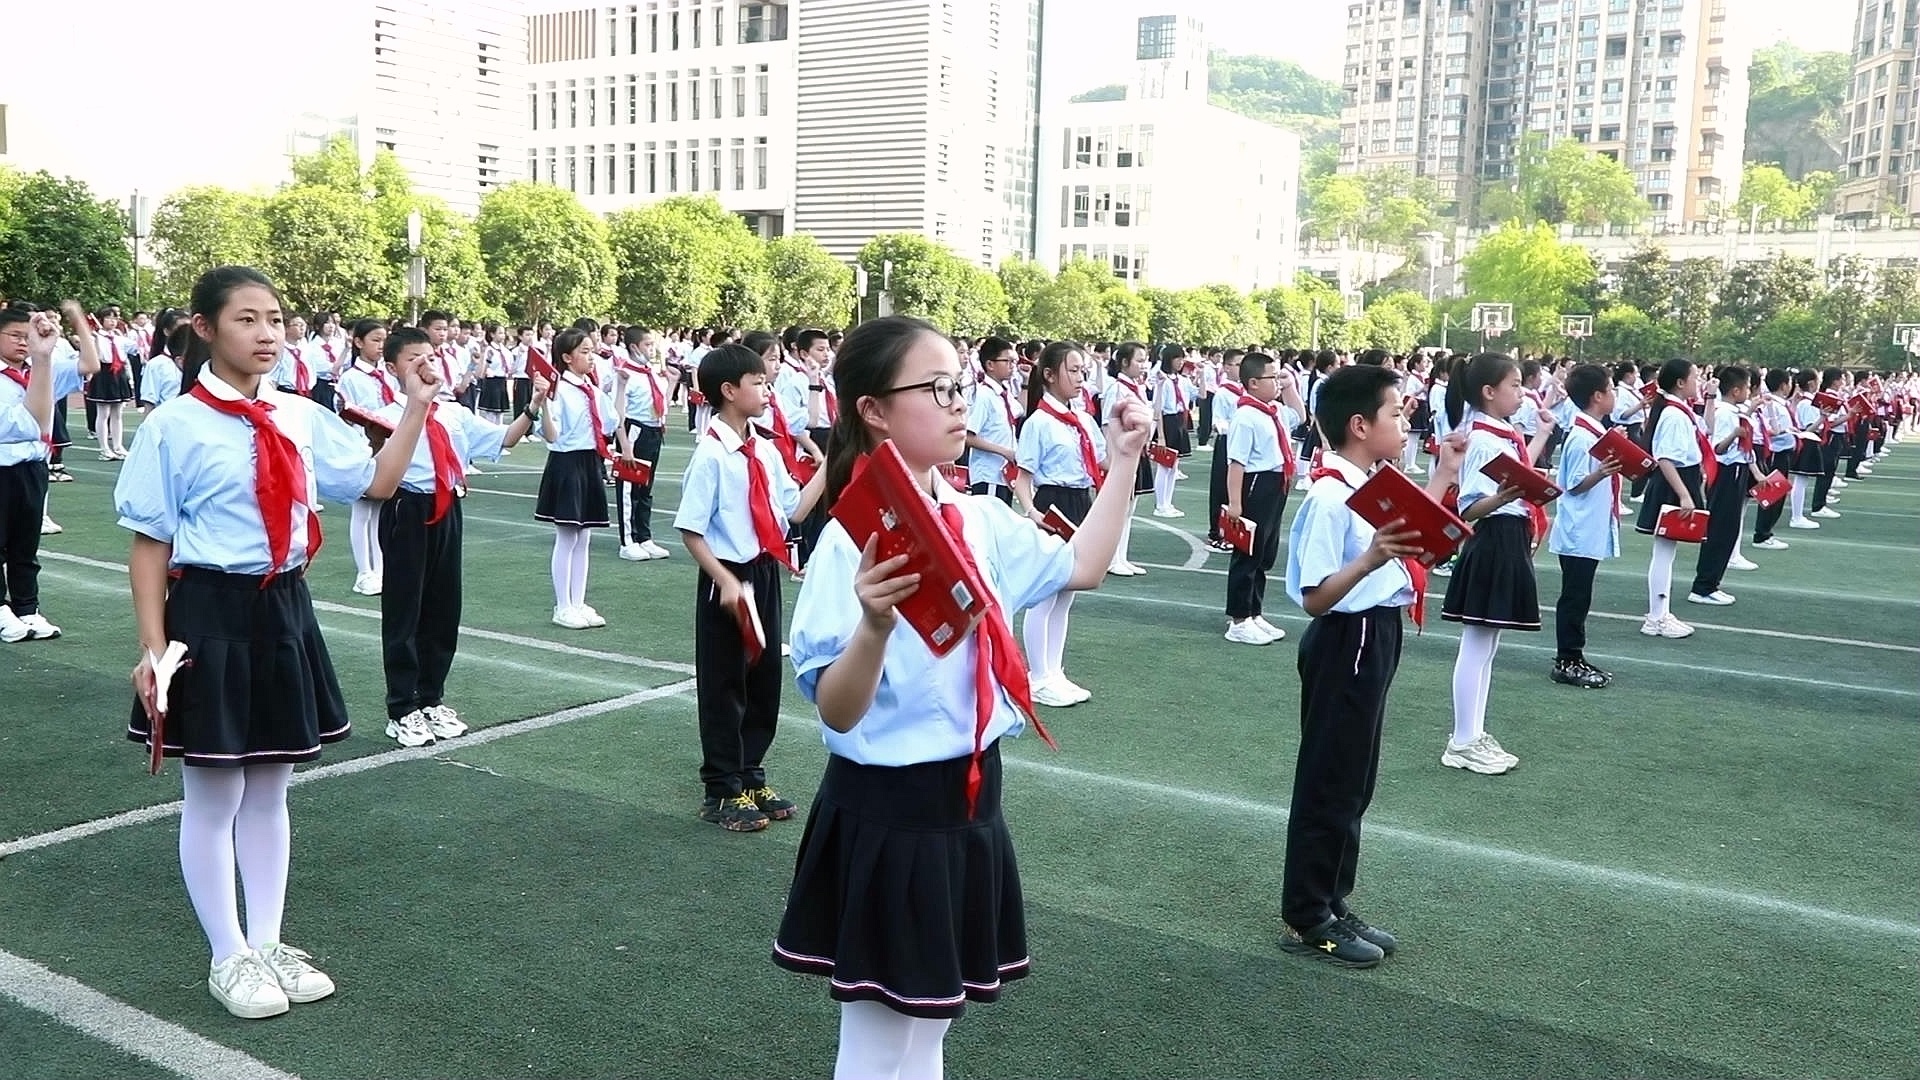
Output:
[735, 583, 767, 666]
[1654, 505, 1709, 543]
[1813, 390, 1843, 411]
[1216, 507, 1255, 556]
[830, 440, 990, 657]
[526, 347, 558, 385]
[1751, 470, 1790, 508]
[1589, 425, 1656, 481]
[1039, 506, 1078, 540]
[1346, 465, 1473, 568]
[1479, 454, 1562, 505]
[613, 458, 654, 486]
[937, 462, 968, 488]
[1146, 444, 1179, 469]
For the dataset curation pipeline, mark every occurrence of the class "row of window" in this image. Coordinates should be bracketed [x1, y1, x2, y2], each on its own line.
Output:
[1059, 124, 1156, 170]
[529, 137, 770, 197]
[598, 2, 788, 58]
[1056, 244, 1150, 283]
[1059, 185, 1151, 229]
[528, 67, 772, 130]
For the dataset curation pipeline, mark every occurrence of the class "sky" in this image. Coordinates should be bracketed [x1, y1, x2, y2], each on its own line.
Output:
[1, 0, 1859, 203]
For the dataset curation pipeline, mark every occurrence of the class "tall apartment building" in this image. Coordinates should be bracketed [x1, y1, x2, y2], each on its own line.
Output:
[1834, 0, 1920, 216]
[1340, 0, 1748, 227]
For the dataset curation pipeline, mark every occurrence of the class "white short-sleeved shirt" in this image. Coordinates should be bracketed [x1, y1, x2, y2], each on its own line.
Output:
[1712, 404, 1752, 466]
[0, 353, 85, 466]
[674, 416, 802, 564]
[1455, 411, 1531, 519]
[368, 399, 509, 493]
[789, 479, 1074, 765]
[1649, 397, 1705, 466]
[966, 377, 1021, 486]
[1212, 381, 1243, 436]
[1227, 399, 1287, 474]
[546, 374, 619, 453]
[1284, 452, 1416, 612]
[1549, 416, 1620, 560]
[1427, 381, 1452, 439]
[139, 354, 183, 408]
[1017, 398, 1106, 488]
[338, 362, 400, 413]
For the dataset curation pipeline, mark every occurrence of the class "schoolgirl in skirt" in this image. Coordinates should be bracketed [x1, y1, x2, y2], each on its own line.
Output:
[87, 308, 135, 459]
[1635, 358, 1713, 639]
[1102, 342, 1151, 574]
[1150, 344, 1191, 518]
[535, 328, 633, 630]
[477, 321, 511, 423]
[775, 316, 1150, 1080]
[336, 319, 398, 596]
[1015, 341, 1110, 707]
[1439, 353, 1557, 777]
[115, 266, 435, 1021]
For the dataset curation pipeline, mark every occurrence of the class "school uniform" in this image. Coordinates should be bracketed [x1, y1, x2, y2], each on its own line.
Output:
[367, 399, 508, 721]
[535, 374, 617, 528]
[114, 369, 377, 766]
[1016, 395, 1105, 526]
[966, 375, 1021, 504]
[1549, 415, 1621, 662]
[1810, 397, 1846, 511]
[138, 353, 182, 408]
[1195, 362, 1217, 446]
[271, 342, 317, 397]
[775, 479, 1073, 1018]
[478, 345, 512, 414]
[337, 360, 401, 415]
[1, 353, 82, 621]
[1690, 404, 1754, 598]
[614, 357, 672, 546]
[1106, 377, 1152, 496]
[1225, 396, 1294, 620]
[306, 336, 344, 411]
[1206, 380, 1242, 541]
[1280, 450, 1416, 933]
[1635, 398, 1709, 535]
[85, 330, 134, 404]
[674, 416, 802, 800]
[1156, 374, 1192, 456]
[508, 344, 533, 416]
[1440, 412, 1541, 630]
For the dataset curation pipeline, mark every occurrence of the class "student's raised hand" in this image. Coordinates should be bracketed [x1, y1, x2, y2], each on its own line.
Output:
[1433, 430, 1468, 478]
[1364, 519, 1424, 569]
[403, 358, 442, 404]
[1106, 398, 1153, 458]
[853, 534, 919, 631]
[531, 375, 551, 402]
[1537, 407, 1557, 430]
[27, 311, 61, 362]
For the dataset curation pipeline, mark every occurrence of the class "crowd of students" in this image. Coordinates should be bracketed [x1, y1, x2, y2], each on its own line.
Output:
[5, 270, 1917, 1078]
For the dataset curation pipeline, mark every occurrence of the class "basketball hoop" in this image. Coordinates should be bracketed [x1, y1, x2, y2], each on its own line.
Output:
[1472, 303, 1514, 336]
[1560, 314, 1593, 339]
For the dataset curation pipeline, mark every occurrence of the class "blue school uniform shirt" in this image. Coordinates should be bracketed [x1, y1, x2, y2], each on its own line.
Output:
[547, 374, 618, 452]
[1211, 381, 1241, 437]
[1756, 395, 1796, 453]
[965, 376, 1021, 486]
[368, 400, 509, 493]
[115, 369, 377, 575]
[789, 478, 1074, 766]
[1649, 398, 1704, 466]
[1016, 396, 1105, 488]
[337, 362, 399, 414]
[674, 415, 801, 563]
[1549, 415, 1620, 560]
[1455, 411, 1531, 520]
[1285, 451, 1417, 612]
[618, 361, 672, 426]
[0, 354, 84, 466]
[139, 354, 182, 407]
[1227, 399, 1286, 473]
[772, 358, 813, 435]
[1427, 381, 1452, 439]
[1712, 404, 1752, 466]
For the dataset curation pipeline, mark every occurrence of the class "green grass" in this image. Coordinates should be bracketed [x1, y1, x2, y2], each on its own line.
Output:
[4, 414, 1917, 1079]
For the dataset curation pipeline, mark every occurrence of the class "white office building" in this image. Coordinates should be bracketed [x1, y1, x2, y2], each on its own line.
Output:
[1035, 15, 1300, 292]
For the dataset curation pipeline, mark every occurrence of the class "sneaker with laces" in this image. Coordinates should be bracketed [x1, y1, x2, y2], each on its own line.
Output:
[552, 605, 593, 630]
[1334, 912, 1398, 956]
[1811, 507, 1840, 519]
[1252, 616, 1286, 641]
[256, 942, 335, 1003]
[208, 950, 291, 1019]
[385, 711, 435, 747]
[1031, 680, 1080, 708]
[745, 785, 797, 820]
[1150, 505, 1185, 518]
[1280, 917, 1384, 968]
[18, 613, 60, 640]
[351, 572, 382, 595]
[0, 605, 30, 644]
[642, 540, 672, 559]
[618, 542, 656, 562]
[1057, 677, 1093, 703]
[1205, 538, 1235, 552]
[40, 516, 62, 535]
[578, 605, 608, 627]
[1441, 734, 1518, 775]
[1551, 658, 1610, 689]
[1225, 619, 1274, 645]
[1686, 590, 1735, 606]
[1727, 554, 1759, 571]
[422, 705, 467, 739]
[699, 794, 770, 832]
[1753, 537, 1789, 550]
[1831, 477, 1848, 488]
[1639, 614, 1694, 638]
[1788, 517, 1820, 529]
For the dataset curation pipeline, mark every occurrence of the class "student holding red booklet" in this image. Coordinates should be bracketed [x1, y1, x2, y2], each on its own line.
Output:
[774, 316, 1150, 1080]
[1635, 357, 1717, 640]
[1547, 364, 1626, 690]
[1221, 351, 1299, 646]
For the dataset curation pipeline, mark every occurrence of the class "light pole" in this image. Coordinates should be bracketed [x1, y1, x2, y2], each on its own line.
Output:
[128, 191, 150, 308]
[1419, 231, 1443, 303]
[405, 209, 425, 325]
[1745, 202, 1765, 263]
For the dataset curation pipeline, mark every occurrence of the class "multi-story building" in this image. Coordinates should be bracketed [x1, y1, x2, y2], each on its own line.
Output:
[1340, 0, 1748, 228]
[1033, 16, 1299, 292]
[1834, 0, 1920, 216]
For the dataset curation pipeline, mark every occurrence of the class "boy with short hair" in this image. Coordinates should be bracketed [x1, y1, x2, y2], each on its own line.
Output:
[1222, 352, 1296, 646]
[1547, 363, 1625, 689]
[614, 324, 676, 562]
[0, 303, 96, 642]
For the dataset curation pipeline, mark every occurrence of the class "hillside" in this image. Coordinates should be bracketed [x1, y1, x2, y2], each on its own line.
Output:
[1068, 51, 1342, 153]
[1744, 42, 1849, 178]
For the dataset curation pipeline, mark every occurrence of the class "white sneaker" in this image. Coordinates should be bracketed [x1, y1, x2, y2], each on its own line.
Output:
[40, 516, 62, 535]
[1151, 506, 1185, 518]
[255, 942, 335, 1004]
[1056, 677, 1093, 703]
[0, 605, 29, 644]
[579, 605, 607, 628]
[552, 605, 594, 630]
[1253, 616, 1287, 641]
[1753, 537, 1789, 550]
[311, 501, 325, 513]
[1441, 734, 1518, 775]
[1225, 620, 1274, 645]
[18, 612, 60, 640]
[1031, 680, 1079, 708]
[1106, 563, 1138, 577]
[1831, 477, 1848, 489]
[385, 711, 434, 747]
[422, 705, 468, 739]
[618, 542, 656, 562]
[1789, 518, 1821, 529]
[208, 950, 290, 1019]
[641, 540, 671, 559]
[1858, 465, 1873, 475]
[1811, 507, 1841, 519]
[1639, 614, 1695, 638]
[351, 572, 382, 595]
[1727, 554, 1759, 571]
[1686, 591, 1735, 606]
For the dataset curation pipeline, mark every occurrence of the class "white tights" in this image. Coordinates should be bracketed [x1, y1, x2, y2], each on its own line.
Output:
[1450, 626, 1501, 746]
[1789, 475, 1809, 521]
[835, 1001, 952, 1080]
[1647, 537, 1678, 620]
[99, 401, 127, 455]
[1109, 497, 1137, 569]
[551, 525, 591, 610]
[350, 498, 385, 577]
[179, 764, 295, 963]
[1152, 462, 1176, 511]
[1021, 590, 1076, 683]
[1400, 434, 1422, 473]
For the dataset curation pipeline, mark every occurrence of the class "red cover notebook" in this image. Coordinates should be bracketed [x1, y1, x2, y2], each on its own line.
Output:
[1479, 455, 1563, 505]
[1216, 507, 1255, 556]
[612, 458, 653, 486]
[735, 583, 767, 666]
[1146, 444, 1179, 468]
[1813, 390, 1843, 411]
[937, 463, 968, 488]
[1039, 506, 1078, 540]
[1346, 466, 1474, 568]
[1590, 425, 1656, 481]
[1751, 470, 1790, 508]
[147, 642, 188, 775]
[525, 347, 558, 385]
[830, 441, 990, 657]
[1654, 505, 1709, 542]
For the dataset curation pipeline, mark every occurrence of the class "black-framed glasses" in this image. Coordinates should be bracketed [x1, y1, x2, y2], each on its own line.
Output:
[880, 374, 974, 408]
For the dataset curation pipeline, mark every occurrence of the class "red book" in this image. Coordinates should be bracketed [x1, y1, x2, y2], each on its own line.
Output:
[1751, 470, 1790, 508]
[1654, 505, 1709, 542]
[830, 440, 990, 657]
[1216, 507, 1255, 556]
[734, 583, 767, 666]
[790, 455, 820, 485]
[1479, 454, 1563, 505]
[1039, 506, 1078, 540]
[1639, 382, 1660, 405]
[1146, 443, 1179, 468]
[688, 389, 707, 406]
[1346, 465, 1474, 568]
[612, 458, 654, 486]
[1002, 460, 1019, 485]
[525, 347, 558, 385]
[147, 642, 188, 776]
[1589, 425, 1656, 481]
[1813, 390, 1843, 411]
[937, 462, 968, 487]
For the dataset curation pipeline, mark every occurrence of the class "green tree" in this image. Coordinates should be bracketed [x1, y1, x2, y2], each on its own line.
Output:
[290, 135, 368, 193]
[951, 264, 1010, 338]
[1251, 285, 1315, 347]
[1304, 174, 1368, 243]
[765, 235, 854, 329]
[366, 153, 494, 320]
[1143, 287, 1198, 344]
[1371, 291, 1434, 347]
[1030, 258, 1121, 341]
[1695, 318, 1749, 364]
[0, 171, 133, 307]
[606, 196, 766, 328]
[1744, 44, 1849, 179]
[1198, 283, 1270, 346]
[1459, 222, 1599, 351]
[858, 233, 963, 328]
[1670, 259, 1723, 351]
[1592, 305, 1680, 360]
[1614, 243, 1675, 318]
[1496, 134, 1648, 226]
[1716, 253, 1821, 336]
[149, 186, 271, 303]
[1733, 163, 1815, 221]
[261, 185, 401, 316]
[1815, 255, 1875, 359]
[475, 182, 616, 322]
[996, 255, 1052, 335]
[1746, 306, 1833, 370]
[1096, 285, 1151, 343]
[1354, 304, 1418, 353]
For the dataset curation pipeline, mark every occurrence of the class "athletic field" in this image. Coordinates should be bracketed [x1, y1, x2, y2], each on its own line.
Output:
[4, 412, 1916, 1079]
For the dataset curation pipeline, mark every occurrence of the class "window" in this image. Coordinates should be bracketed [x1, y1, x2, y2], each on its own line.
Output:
[624, 144, 636, 194]
[1095, 127, 1111, 168]
[586, 86, 597, 126]
[757, 64, 770, 115]
[712, 75, 723, 118]
[625, 76, 638, 124]
[1074, 130, 1092, 167]
[754, 136, 768, 188]
[645, 142, 658, 194]
[565, 146, 577, 191]
[691, 7, 701, 47]
[666, 140, 678, 190]
[669, 80, 679, 121]
[710, 138, 722, 191]
[1093, 185, 1111, 225]
[586, 150, 596, 195]
[671, 11, 680, 49]
[529, 90, 539, 131]
[732, 138, 746, 189]
[1137, 124, 1154, 167]
[649, 13, 659, 52]
[1071, 185, 1090, 227]
[567, 83, 578, 127]
[1137, 14, 1176, 60]
[689, 147, 700, 190]
[1114, 185, 1133, 226]
[739, 2, 789, 43]
[647, 76, 659, 122]
[733, 67, 747, 116]
[606, 144, 616, 193]
[691, 75, 701, 120]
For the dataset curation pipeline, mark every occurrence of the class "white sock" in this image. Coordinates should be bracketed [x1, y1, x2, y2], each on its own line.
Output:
[1732, 532, 1746, 563]
[1046, 589, 1075, 678]
[1648, 538, 1677, 617]
[1153, 463, 1175, 510]
[1789, 475, 1808, 520]
[1110, 502, 1135, 568]
[552, 527, 579, 609]
[235, 764, 294, 949]
[569, 528, 592, 609]
[1401, 436, 1420, 472]
[351, 499, 379, 576]
[835, 1001, 948, 1080]
[1450, 626, 1501, 746]
[179, 766, 249, 963]
[1022, 594, 1056, 681]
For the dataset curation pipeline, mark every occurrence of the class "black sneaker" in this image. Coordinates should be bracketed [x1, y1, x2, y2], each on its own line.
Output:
[745, 785, 797, 820]
[1335, 912, 1398, 956]
[1280, 917, 1384, 968]
[698, 794, 769, 832]
[1577, 660, 1614, 687]
[1551, 659, 1610, 689]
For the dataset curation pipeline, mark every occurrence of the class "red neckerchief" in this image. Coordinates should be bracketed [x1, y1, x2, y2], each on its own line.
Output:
[1116, 376, 1143, 403]
[1218, 380, 1244, 399]
[1471, 418, 1548, 545]
[620, 352, 666, 419]
[1661, 393, 1719, 487]
[422, 403, 466, 525]
[1308, 460, 1427, 630]
[823, 381, 839, 424]
[288, 345, 311, 393]
[563, 374, 612, 460]
[1173, 378, 1186, 410]
[1079, 386, 1098, 415]
[986, 377, 1017, 426]
[710, 427, 797, 572]
[188, 381, 319, 586]
[100, 332, 125, 376]
[437, 345, 460, 389]
[1236, 395, 1299, 478]
[1033, 396, 1104, 484]
[760, 408, 807, 479]
[1574, 414, 1621, 520]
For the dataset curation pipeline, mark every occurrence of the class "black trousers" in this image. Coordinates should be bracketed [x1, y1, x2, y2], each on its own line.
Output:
[968, 481, 1013, 506]
[1811, 432, 1843, 510]
[0, 461, 50, 617]
[1553, 554, 1598, 661]
[695, 555, 783, 798]
[1281, 606, 1402, 931]
[1691, 464, 1747, 596]
[1752, 448, 1787, 542]
[1625, 423, 1650, 498]
[378, 491, 463, 720]
[1845, 422, 1870, 478]
[615, 421, 664, 545]
[1225, 470, 1286, 619]
[1197, 399, 1213, 447]
[512, 378, 533, 417]
[1206, 436, 1230, 541]
[308, 380, 337, 412]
